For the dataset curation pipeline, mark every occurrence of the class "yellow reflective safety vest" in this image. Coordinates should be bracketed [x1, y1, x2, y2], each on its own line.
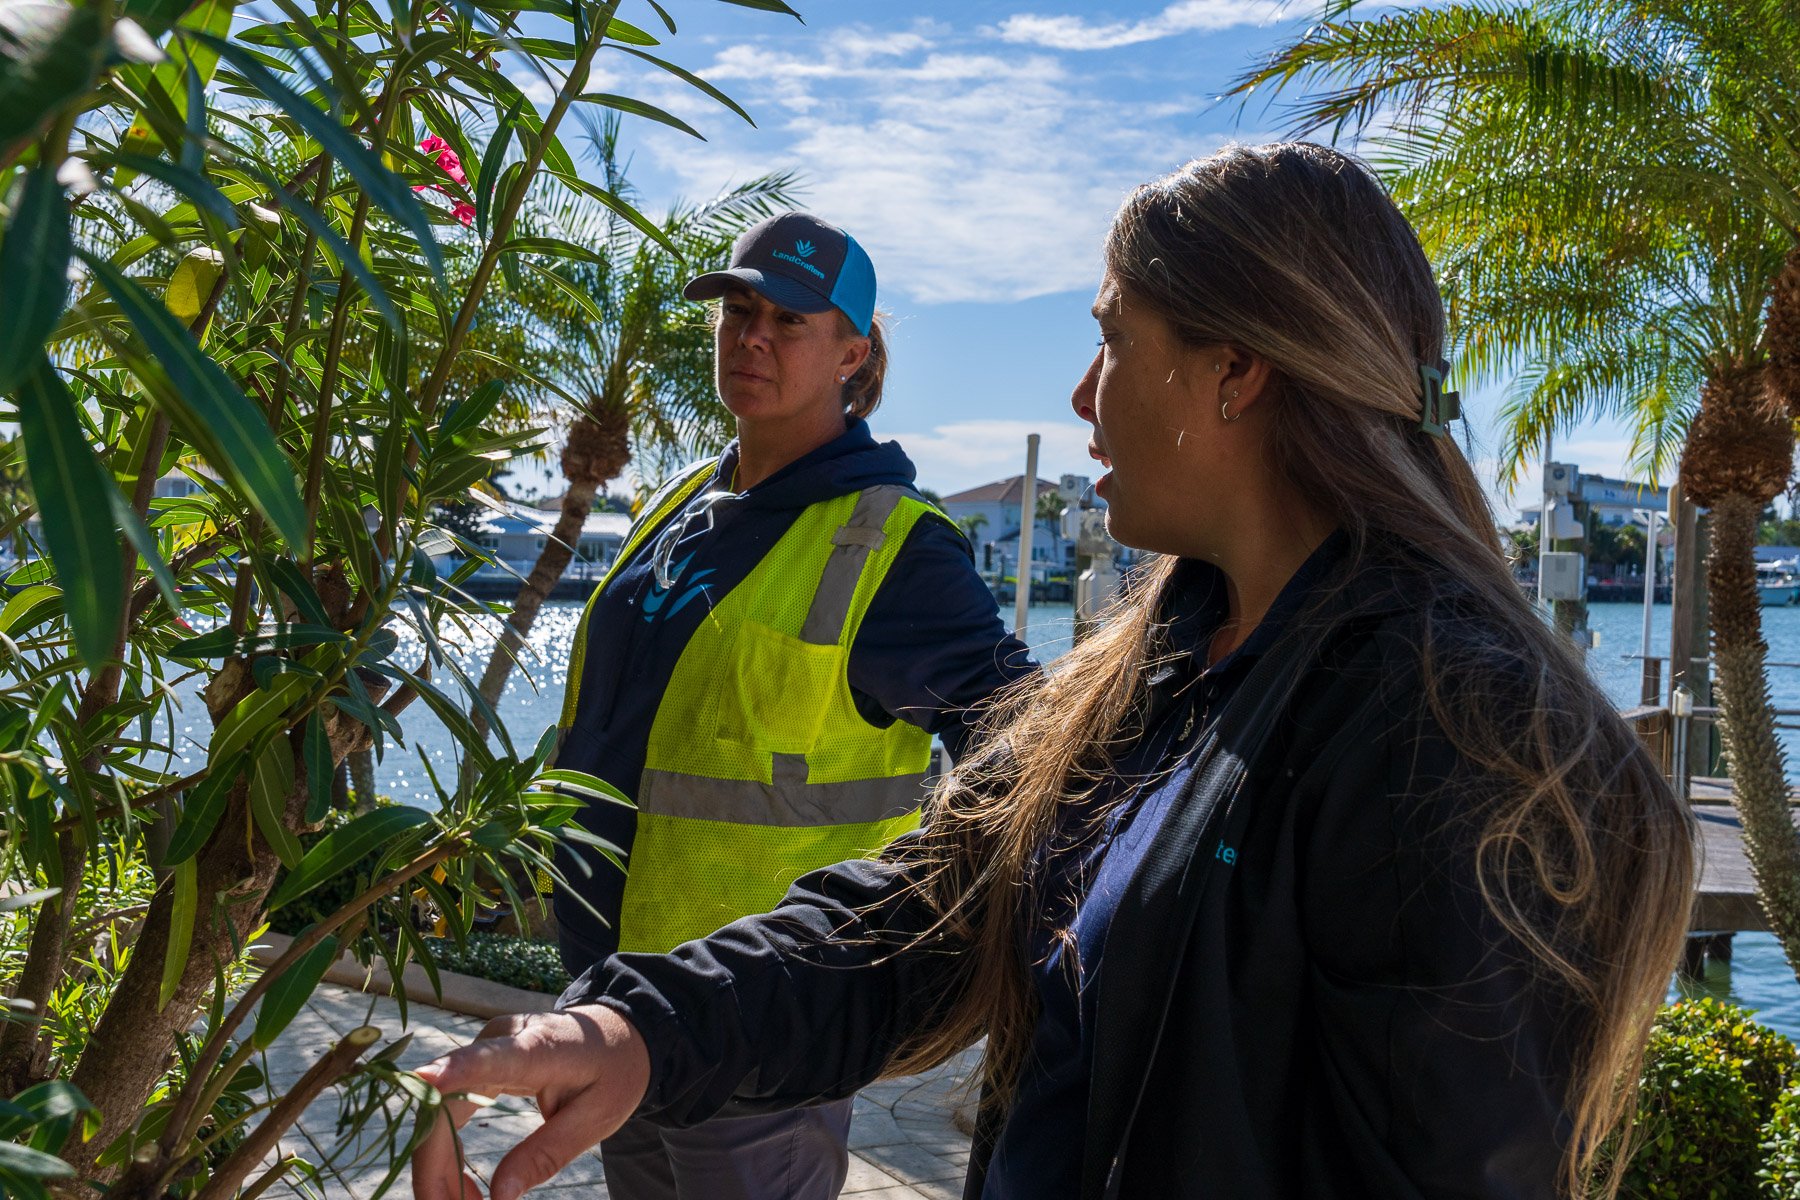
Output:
[558, 462, 940, 954]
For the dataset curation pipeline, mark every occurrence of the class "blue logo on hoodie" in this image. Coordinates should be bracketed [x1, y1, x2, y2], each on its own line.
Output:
[642, 553, 715, 624]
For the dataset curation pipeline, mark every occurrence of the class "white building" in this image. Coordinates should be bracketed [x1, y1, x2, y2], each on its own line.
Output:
[441, 502, 631, 581]
[937, 473, 1117, 583]
[941, 474, 1068, 579]
[1519, 473, 1672, 528]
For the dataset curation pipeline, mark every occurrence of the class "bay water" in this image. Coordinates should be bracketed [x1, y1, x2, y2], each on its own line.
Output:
[155, 597, 1800, 1035]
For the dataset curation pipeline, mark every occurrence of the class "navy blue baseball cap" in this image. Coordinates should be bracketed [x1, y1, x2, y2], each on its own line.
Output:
[683, 212, 878, 335]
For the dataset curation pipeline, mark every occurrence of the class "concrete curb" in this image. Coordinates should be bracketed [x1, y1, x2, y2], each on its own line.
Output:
[253, 932, 559, 1019]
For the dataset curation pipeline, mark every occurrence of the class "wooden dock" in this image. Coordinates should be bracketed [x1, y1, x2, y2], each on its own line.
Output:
[1692, 802, 1770, 932]
[1688, 783, 1800, 932]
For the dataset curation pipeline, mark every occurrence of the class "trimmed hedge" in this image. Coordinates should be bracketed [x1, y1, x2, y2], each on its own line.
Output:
[418, 933, 570, 995]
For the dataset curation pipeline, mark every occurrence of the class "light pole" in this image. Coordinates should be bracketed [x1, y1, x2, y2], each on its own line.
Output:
[1633, 507, 1662, 705]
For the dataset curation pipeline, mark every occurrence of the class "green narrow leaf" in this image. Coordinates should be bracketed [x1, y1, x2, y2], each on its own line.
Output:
[16, 359, 123, 669]
[530, 768, 632, 806]
[169, 623, 347, 660]
[494, 235, 606, 266]
[302, 710, 332, 823]
[0, 887, 58, 914]
[164, 757, 243, 865]
[575, 92, 702, 139]
[438, 379, 507, 445]
[250, 735, 302, 868]
[523, 259, 604, 320]
[196, 33, 445, 280]
[369, 665, 494, 774]
[267, 806, 431, 909]
[122, 0, 200, 39]
[0, 165, 71, 391]
[0, 584, 59, 636]
[547, 171, 679, 258]
[106, 152, 239, 226]
[600, 16, 658, 44]
[114, 0, 236, 170]
[159, 858, 198, 1010]
[606, 44, 755, 125]
[251, 165, 401, 331]
[250, 932, 338, 1048]
[0, 0, 104, 148]
[0, 1140, 75, 1181]
[80, 252, 309, 547]
[714, 0, 801, 15]
[208, 675, 308, 768]
[268, 557, 332, 625]
[106, 486, 180, 613]
[644, 0, 675, 32]
[476, 95, 522, 242]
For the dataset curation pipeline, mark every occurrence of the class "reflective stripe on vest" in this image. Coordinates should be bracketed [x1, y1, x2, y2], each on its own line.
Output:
[617, 484, 937, 953]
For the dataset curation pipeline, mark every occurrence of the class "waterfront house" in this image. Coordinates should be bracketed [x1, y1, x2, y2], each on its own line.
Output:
[940, 474, 1086, 582]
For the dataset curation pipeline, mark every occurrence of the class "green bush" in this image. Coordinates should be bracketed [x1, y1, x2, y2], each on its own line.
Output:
[1762, 1083, 1800, 1197]
[419, 934, 569, 995]
[1612, 998, 1799, 1198]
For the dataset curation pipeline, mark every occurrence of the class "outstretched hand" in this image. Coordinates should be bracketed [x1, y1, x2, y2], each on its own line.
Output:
[410, 1005, 650, 1200]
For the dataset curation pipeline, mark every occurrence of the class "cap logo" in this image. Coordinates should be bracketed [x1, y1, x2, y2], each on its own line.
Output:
[771, 246, 827, 280]
[794, 239, 816, 259]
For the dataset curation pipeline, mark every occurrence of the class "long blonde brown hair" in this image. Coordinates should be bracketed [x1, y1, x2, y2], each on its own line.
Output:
[884, 143, 1694, 1197]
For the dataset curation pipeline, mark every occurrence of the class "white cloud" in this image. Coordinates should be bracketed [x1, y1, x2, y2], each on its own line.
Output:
[993, 0, 1289, 50]
[881, 419, 1098, 494]
[632, 29, 1221, 303]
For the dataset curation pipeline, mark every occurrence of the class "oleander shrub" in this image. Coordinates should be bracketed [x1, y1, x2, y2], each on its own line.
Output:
[1611, 998, 1799, 1198]
[0, 0, 796, 1192]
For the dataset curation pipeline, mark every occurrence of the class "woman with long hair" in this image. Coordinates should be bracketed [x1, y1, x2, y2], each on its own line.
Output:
[413, 144, 1694, 1200]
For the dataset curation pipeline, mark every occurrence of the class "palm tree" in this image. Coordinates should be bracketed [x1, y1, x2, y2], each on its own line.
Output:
[1239, 0, 1800, 971]
[466, 132, 798, 729]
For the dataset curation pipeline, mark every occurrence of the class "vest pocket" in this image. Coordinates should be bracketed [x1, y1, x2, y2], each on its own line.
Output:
[714, 620, 844, 754]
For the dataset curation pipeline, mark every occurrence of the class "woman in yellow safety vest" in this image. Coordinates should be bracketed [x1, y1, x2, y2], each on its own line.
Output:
[548, 211, 1032, 1200]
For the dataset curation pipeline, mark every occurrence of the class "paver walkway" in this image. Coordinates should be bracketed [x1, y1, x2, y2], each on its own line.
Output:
[256, 982, 975, 1200]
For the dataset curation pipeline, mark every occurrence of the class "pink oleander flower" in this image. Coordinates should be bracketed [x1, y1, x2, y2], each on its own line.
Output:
[418, 134, 469, 187]
[451, 200, 476, 226]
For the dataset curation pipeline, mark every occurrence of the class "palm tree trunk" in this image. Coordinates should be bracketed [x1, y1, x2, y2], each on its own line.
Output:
[1708, 493, 1800, 965]
[1681, 361, 1800, 977]
[1768, 246, 1800, 418]
[471, 409, 629, 740]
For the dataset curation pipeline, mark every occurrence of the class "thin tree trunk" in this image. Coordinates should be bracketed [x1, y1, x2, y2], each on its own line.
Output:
[470, 410, 628, 740]
[0, 415, 171, 1094]
[348, 746, 376, 812]
[67, 779, 282, 1178]
[1708, 493, 1800, 966]
[68, 697, 374, 1182]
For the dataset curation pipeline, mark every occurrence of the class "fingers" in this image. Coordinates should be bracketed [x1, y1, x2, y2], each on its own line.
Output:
[487, 1087, 633, 1200]
[410, 1006, 653, 1200]
[411, 1098, 484, 1200]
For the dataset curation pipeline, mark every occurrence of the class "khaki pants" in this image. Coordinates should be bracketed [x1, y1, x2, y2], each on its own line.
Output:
[599, 1099, 853, 1200]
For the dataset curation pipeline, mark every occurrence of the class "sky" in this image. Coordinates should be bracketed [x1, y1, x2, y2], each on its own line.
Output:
[498, 0, 1655, 520]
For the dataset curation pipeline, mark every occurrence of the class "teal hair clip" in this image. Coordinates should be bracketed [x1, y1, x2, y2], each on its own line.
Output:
[1418, 364, 1461, 438]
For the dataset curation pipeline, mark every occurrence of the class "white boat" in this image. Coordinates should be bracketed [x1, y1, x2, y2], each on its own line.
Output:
[1758, 559, 1800, 606]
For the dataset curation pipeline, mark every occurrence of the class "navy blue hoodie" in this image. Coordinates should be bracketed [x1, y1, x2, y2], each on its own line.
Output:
[554, 419, 1034, 972]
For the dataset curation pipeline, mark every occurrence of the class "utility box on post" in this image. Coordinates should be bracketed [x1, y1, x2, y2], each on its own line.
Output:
[1540, 551, 1587, 601]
